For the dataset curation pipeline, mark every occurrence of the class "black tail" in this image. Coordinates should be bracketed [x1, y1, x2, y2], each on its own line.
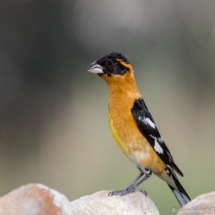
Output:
[171, 161, 183, 177]
[168, 175, 191, 206]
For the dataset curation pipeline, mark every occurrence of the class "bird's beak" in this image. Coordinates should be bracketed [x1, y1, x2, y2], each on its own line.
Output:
[86, 61, 103, 74]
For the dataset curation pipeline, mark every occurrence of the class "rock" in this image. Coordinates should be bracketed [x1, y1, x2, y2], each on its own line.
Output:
[70, 190, 159, 215]
[177, 191, 215, 215]
[0, 184, 159, 215]
[0, 183, 72, 215]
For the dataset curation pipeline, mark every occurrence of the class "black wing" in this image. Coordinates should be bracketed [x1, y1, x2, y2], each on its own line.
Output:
[131, 98, 183, 177]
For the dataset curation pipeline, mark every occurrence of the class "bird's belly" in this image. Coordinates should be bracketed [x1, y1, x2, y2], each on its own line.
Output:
[109, 113, 166, 175]
[133, 144, 166, 175]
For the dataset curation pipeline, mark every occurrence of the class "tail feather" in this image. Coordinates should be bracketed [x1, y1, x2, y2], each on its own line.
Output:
[168, 184, 190, 206]
[171, 162, 183, 177]
[166, 165, 191, 206]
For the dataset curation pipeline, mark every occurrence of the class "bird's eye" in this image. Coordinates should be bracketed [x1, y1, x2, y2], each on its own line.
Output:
[106, 61, 112, 67]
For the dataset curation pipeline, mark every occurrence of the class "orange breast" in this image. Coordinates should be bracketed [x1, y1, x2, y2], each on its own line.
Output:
[109, 110, 166, 175]
[107, 75, 166, 175]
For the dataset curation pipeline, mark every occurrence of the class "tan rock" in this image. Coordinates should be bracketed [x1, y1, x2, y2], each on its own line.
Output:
[0, 183, 72, 215]
[70, 190, 159, 215]
[177, 191, 215, 215]
[0, 184, 159, 215]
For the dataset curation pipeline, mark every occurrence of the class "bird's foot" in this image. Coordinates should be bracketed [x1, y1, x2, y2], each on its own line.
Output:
[108, 186, 147, 197]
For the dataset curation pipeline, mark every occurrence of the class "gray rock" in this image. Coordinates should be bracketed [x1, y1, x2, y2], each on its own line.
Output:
[70, 190, 160, 215]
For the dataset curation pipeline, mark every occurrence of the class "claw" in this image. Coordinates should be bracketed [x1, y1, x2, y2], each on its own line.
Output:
[108, 186, 147, 197]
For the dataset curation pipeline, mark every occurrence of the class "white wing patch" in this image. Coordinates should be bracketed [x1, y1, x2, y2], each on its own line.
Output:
[149, 135, 163, 154]
[138, 116, 156, 129]
[157, 137, 164, 143]
[154, 139, 163, 154]
[149, 135, 156, 139]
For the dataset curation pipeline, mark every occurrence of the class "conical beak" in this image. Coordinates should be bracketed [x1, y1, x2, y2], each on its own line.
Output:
[86, 61, 103, 74]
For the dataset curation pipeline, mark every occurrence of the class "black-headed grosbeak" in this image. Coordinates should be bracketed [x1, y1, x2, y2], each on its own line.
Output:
[87, 52, 191, 206]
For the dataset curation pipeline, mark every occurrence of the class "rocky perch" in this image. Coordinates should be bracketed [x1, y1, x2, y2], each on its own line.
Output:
[0, 183, 214, 215]
[0, 184, 159, 215]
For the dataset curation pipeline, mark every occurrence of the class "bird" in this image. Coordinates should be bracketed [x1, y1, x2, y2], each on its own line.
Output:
[86, 52, 191, 206]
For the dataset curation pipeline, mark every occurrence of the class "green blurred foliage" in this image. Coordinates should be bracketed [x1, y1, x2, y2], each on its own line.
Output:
[0, 0, 215, 214]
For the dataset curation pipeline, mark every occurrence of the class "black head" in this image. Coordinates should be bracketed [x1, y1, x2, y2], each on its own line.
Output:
[87, 52, 131, 77]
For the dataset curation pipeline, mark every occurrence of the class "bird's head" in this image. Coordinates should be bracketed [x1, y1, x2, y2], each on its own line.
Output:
[87, 52, 134, 85]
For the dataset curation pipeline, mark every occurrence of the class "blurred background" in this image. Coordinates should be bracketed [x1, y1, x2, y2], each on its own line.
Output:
[0, 0, 215, 214]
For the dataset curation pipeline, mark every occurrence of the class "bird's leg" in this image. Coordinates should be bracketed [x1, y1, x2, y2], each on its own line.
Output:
[134, 168, 152, 187]
[126, 166, 146, 187]
[126, 171, 144, 188]
[108, 167, 152, 197]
